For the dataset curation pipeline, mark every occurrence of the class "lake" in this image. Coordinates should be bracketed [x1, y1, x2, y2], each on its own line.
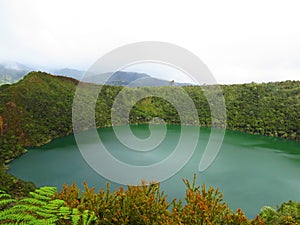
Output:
[9, 125, 300, 218]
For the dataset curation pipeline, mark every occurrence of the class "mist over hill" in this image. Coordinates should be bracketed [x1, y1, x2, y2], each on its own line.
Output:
[0, 61, 32, 85]
[51, 68, 85, 80]
[83, 71, 192, 86]
[0, 62, 192, 87]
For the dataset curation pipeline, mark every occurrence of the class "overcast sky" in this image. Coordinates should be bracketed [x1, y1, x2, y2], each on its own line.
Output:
[0, 0, 299, 84]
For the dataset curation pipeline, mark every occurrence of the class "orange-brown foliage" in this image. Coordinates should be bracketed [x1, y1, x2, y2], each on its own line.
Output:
[55, 175, 265, 225]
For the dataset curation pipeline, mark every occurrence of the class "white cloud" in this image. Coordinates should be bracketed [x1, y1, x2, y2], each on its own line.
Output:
[0, 0, 299, 83]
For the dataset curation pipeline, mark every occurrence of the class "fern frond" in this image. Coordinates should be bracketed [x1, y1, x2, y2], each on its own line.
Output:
[28, 186, 57, 200]
[0, 211, 20, 221]
[35, 187, 57, 197]
[28, 192, 52, 201]
[46, 217, 60, 224]
[0, 191, 16, 209]
[0, 192, 12, 199]
[46, 199, 65, 208]
[19, 197, 48, 206]
[82, 210, 89, 225]
[32, 217, 58, 225]
[0, 199, 16, 208]
[0, 187, 98, 225]
[17, 213, 38, 222]
[58, 206, 71, 219]
[10, 203, 35, 212]
[71, 208, 81, 225]
[35, 210, 57, 219]
[81, 210, 97, 225]
[0, 207, 25, 219]
[0, 187, 62, 224]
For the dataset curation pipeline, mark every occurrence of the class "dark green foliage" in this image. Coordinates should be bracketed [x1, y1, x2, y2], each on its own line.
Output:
[0, 72, 78, 146]
[0, 130, 36, 198]
[0, 72, 77, 197]
[0, 164, 36, 198]
[0, 132, 25, 163]
[222, 81, 300, 140]
[0, 72, 298, 150]
[260, 200, 300, 224]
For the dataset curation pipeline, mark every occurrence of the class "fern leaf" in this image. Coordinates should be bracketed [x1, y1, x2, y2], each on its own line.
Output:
[0, 207, 26, 219]
[19, 197, 48, 206]
[0, 192, 12, 199]
[0, 199, 16, 208]
[28, 192, 52, 201]
[0, 212, 20, 222]
[58, 206, 71, 219]
[46, 199, 65, 209]
[71, 208, 80, 225]
[0, 190, 16, 209]
[35, 187, 57, 197]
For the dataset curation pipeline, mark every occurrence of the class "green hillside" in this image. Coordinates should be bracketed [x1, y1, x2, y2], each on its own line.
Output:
[1, 72, 299, 146]
[0, 71, 299, 196]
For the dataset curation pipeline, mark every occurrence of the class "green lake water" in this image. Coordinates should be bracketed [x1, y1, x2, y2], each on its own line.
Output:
[8, 125, 300, 218]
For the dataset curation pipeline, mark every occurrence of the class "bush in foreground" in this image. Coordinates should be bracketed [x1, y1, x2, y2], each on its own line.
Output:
[0, 174, 267, 224]
[260, 200, 300, 224]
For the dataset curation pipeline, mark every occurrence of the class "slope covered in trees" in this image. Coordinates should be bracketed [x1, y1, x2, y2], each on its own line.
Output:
[0, 72, 299, 147]
[0, 71, 299, 195]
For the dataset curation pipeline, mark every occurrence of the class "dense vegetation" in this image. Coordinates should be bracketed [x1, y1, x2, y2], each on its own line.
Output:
[0, 175, 266, 225]
[260, 200, 300, 224]
[0, 72, 78, 197]
[0, 72, 298, 148]
[1, 179, 299, 225]
[0, 71, 299, 222]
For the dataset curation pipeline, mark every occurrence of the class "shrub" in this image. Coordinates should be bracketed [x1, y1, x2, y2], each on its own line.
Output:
[57, 175, 264, 224]
[260, 200, 300, 224]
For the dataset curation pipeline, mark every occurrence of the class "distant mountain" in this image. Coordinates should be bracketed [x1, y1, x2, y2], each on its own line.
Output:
[85, 71, 192, 87]
[0, 61, 193, 87]
[107, 71, 149, 85]
[0, 63, 85, 85]
[51, 68, 85, 80]
[126, 76, 193, 87]
[101, 71, 150, 86]
[0, 61, 32, 85]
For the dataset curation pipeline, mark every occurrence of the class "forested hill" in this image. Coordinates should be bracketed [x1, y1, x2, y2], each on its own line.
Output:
[0, 71, 299, 195]
[0, 71, 299, 160]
